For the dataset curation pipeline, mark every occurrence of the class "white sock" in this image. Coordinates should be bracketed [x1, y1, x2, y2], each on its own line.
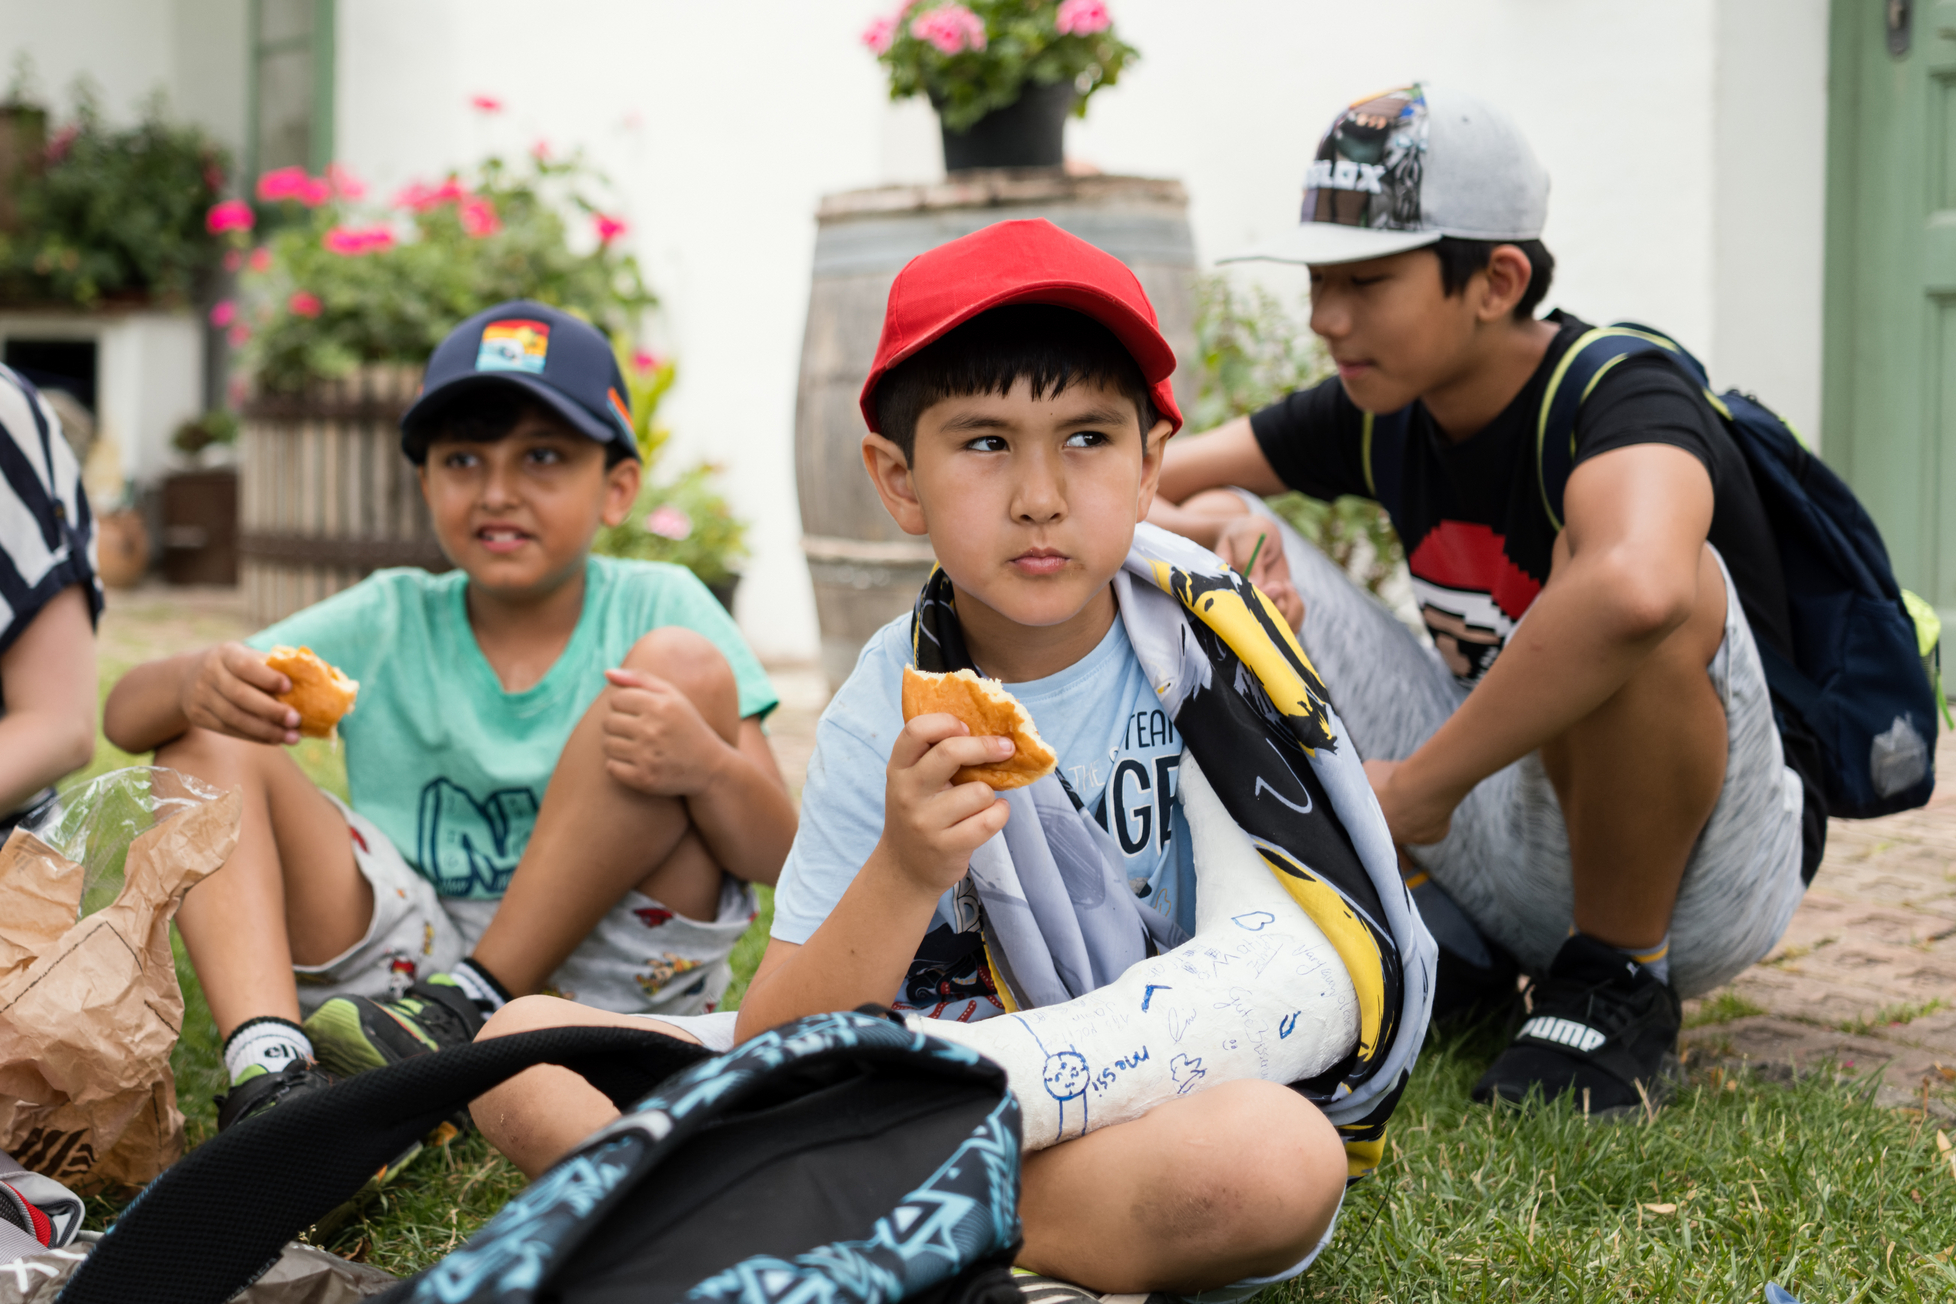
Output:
[445, 957, 508, 1012]
[222, 1017, 313, 1084]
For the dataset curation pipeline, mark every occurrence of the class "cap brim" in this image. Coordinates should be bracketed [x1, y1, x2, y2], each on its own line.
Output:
[401, 372, 634, 460]
[1220, 224, 1441, 267]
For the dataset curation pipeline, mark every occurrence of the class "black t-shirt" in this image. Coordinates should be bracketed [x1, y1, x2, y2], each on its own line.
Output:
[1250, 311, 1793, 685]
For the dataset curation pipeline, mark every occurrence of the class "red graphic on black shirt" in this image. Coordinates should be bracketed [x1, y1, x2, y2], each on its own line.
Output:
[1407, 521, 1543, 682]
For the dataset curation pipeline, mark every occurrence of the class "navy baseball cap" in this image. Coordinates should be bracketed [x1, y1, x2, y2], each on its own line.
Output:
[400, 299, 638, 462]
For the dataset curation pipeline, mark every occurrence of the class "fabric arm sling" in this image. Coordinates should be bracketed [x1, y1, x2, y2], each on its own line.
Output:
[908, 523, 1436, 1180]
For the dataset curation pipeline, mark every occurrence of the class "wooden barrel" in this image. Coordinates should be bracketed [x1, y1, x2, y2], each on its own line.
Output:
[795, 171, 1198, 687]
[239, 364, 448, 625]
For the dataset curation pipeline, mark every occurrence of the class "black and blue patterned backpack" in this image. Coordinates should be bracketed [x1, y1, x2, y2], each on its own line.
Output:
[60, 1010, 1024, 1304]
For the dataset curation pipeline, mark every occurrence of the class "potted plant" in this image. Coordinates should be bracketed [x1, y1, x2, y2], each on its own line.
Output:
[591, 347, 749, 609]
[0, 85, 226, 308]
[862, 0, 1137, 171]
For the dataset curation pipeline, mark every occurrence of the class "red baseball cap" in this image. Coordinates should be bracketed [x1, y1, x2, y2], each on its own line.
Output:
[858, 219, 1182, 435]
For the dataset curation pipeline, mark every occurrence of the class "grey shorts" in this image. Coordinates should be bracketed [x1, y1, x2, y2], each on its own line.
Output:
[1259, 508, 1806, 998]
[293, 796, 758, 1016]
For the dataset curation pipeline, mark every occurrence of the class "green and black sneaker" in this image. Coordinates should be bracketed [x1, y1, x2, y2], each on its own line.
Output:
[214, 1059, 340, 1131]
[303, 977, 484, 1080]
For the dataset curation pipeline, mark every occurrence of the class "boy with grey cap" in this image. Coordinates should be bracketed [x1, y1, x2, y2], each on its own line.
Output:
[1151, 84, 1816, 1112]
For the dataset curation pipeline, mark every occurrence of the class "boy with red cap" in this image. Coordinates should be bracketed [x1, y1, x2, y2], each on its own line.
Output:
[472, 221, 1431, 1301]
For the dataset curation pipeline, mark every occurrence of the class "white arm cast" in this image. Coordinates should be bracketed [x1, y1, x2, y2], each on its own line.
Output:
[917, 756, 1359, 1151]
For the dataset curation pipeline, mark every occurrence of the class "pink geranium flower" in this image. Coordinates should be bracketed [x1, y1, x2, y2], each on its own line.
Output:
[226, 324, 251, 348]
[256, 166, 310, 202]
[327, 163, 367, 199]
[288, 290, 323, 318]
[470, 94, 504, 113]
[1054, 0, 1111, 36]
[391, 177, 466, 212]
[222, 249, 244, 272]
[297, 175, 332, 206]
[248, 247, 272, 273]
[209, 300, 237, 328]
[322, 224, 397, 255]
[910, 4, 986, 54]
[645, 505, 692, 541]
[594, 213, 627, 245]
[459, 196, 501, 238]
[861, 14, 898, 53]
[205, 199, 255, 234]
[631, 349, 664, 373]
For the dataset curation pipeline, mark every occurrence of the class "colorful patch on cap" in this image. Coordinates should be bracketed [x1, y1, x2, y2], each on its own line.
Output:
[476, 319, 550, 374]
[605, 386, 633, 435]
[1304, 85, 1428, 231]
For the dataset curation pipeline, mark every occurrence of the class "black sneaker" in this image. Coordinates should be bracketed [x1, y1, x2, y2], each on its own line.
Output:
[214, 1060, 427, 1237]
[1470, 933, 1682, 1115]
[214, 1060, 340, 1131]
[303, 978, 484, 1079]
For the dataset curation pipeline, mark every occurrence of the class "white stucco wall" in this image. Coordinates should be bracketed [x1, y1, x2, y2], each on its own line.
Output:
[0, 0, 247, 151]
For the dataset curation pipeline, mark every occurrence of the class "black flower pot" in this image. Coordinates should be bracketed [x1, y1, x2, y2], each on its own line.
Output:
[939, 80, 1076, 172]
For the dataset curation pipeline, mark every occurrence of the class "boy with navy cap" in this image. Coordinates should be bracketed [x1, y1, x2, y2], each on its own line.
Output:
[106, 300, 796, 1128]
[1152, 85, 1816, 1113]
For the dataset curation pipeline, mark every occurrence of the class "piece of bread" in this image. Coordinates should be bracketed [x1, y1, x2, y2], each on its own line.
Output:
[264, 645, 359, 739]
[901, 666, 1057, 790]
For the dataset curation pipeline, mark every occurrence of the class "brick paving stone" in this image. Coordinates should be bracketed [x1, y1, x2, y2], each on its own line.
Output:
[1684, 727, 1956, 1111]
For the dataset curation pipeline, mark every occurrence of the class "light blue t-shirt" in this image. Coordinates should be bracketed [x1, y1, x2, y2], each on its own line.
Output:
[772, 610, 1193, 1021]
[247, 556, 778, 899]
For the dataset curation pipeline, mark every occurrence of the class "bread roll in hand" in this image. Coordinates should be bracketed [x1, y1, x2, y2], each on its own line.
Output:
[901, 666, 1057, 790]
[264, 645, 359, 739]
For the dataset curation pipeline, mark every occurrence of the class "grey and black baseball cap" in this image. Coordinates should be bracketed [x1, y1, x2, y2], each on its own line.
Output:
[1224, 83, 1549, 267]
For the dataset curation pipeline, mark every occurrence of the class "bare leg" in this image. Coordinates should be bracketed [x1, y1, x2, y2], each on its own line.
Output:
[1017, 1078, 1344, 1292]
[158, 729, 372, 1038]
[473, 1005, 1344, 1296]
[1541, 544, 1730, 951]
[470, 995, 700, 1176]
[470, 629, 741, 996]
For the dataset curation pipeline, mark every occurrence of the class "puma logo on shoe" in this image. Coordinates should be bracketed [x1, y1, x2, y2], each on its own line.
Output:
[1518, 1015, 1606, 1053]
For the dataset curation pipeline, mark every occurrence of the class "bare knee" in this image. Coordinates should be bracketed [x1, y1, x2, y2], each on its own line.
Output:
[476, 994, 588, 1043]
[1166, 1081, 1346, 1274]
[154, 725, 273, 780]
[621, 628, 738, 738]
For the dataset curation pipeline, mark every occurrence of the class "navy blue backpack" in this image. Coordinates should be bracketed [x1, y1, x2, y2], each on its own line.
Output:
[1536, 325, 1943, 822]
[60, 1011, 1024, 1304]
[1361, 323, 1944, 831]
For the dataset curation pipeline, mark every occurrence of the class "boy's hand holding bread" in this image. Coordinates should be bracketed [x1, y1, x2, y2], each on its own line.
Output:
[181, 643, 357, 746]
[877, 667, 1057, 896]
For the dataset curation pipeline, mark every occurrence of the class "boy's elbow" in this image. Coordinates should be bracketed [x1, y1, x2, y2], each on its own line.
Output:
[63, 718, 95, 775]
[1592, 556, 1695, 644]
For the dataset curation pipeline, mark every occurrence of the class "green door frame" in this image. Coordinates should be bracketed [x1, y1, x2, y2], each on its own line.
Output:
[243, 0, 337, 184]
[1822, 0, 1956, 624]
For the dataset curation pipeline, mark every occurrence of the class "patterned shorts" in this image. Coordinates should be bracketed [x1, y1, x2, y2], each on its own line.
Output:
[292, 795, 759, 1016]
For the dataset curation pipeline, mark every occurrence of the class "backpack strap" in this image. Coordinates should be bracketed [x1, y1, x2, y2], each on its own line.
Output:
[61, 1026, 713, 1304]
[1360, 406, 1411, 516]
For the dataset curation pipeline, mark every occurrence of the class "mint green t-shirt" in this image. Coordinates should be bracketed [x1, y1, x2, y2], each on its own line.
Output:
[246, 556, 777, 899]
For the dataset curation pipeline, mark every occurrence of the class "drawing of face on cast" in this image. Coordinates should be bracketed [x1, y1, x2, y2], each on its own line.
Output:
[921, 757, 1361, 1151]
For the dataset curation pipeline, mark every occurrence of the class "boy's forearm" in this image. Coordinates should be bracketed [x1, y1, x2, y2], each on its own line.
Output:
[734, 848, 942, 1040]
[0, 711, 93, 812]
[103, 653, 198, 754]
[1400, 556, 1686, 806]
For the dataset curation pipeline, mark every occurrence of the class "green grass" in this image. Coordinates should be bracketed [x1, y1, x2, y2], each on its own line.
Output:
[1839, 999, 1951, 1038]
[107, 950, 1956, 1301]
[1683, 991, 1768, 1030]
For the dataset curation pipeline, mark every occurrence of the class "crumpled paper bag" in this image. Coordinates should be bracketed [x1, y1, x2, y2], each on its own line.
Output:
[0, 1239, 395, 1303]
[0, 768, 240, 1195]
